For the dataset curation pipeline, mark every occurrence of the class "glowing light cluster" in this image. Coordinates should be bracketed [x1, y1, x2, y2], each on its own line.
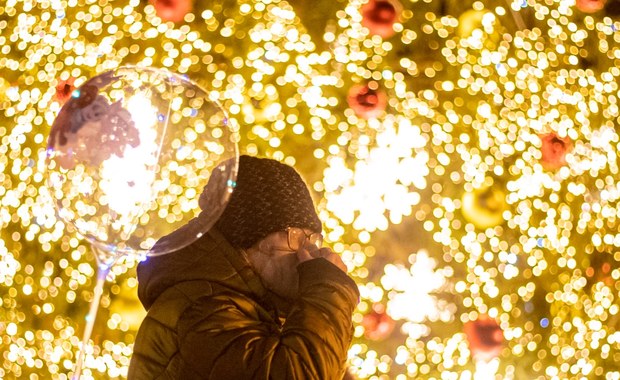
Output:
[1, 0, 620, 378]
[323, 115, 429, 236]
[382, 251, 455, 337]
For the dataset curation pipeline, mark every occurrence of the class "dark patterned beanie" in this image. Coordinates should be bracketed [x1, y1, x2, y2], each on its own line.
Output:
[211, 155, 322, 249]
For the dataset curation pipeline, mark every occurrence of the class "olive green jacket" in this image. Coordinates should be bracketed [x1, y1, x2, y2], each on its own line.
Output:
[128, 228, 359, 379]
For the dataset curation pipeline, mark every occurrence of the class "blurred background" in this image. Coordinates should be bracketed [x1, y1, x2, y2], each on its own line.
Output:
[1, 0, 619, 378]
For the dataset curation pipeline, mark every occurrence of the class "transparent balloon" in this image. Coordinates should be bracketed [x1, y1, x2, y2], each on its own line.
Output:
[45, 66, 238, 379]
[46, 66, 238, 264]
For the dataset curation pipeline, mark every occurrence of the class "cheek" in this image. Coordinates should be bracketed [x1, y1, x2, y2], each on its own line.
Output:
[271, 253, 299, 274]
[264, 254, 298, 286]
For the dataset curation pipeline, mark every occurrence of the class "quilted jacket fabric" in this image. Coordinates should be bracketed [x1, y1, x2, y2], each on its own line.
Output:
[128, 227, 359, 380]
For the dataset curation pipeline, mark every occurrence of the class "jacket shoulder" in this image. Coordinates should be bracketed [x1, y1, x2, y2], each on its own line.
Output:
[128, 280, 217, 379]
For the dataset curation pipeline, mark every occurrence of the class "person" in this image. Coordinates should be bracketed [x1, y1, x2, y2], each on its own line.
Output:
[128, 155, 360, 379]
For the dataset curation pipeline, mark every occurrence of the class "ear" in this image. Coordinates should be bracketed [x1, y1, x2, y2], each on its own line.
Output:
[244, 238, 271, 261]
[256, 238, 276, 257]
[255, 231, 281, 255]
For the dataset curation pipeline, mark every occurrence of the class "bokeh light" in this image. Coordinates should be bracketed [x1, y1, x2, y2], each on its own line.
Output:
[1, 0, 620, 378]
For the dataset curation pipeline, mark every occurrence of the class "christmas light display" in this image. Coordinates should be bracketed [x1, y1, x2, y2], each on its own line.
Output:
[0, 0, 619, 378]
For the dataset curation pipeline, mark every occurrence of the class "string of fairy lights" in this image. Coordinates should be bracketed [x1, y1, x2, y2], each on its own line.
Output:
[0, 0, 619, 378]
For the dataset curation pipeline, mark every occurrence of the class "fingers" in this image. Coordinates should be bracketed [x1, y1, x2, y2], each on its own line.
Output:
[313, 247, 348, 272]
[297, 243, 348, 273]
[325, 253, 347, 272]
[310, 247, 330, 258]
[296, 246, 314, 263]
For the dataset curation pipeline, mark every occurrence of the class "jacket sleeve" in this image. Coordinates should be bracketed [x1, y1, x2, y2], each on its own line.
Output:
[176, 258, 360, 380]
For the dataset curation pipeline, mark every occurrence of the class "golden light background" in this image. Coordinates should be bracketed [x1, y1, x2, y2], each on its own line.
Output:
[0, 0, 619, 378]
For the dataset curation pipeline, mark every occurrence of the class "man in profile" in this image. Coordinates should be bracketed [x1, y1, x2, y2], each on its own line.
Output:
[129, 155, 359, 379]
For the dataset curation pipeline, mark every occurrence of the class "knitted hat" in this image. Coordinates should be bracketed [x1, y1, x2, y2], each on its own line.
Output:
[209, 155, 322, 249]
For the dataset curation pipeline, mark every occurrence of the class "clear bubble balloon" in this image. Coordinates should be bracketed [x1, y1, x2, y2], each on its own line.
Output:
[46, 66, 238, 265]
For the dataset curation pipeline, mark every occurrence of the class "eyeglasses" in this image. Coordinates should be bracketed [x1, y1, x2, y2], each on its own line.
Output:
[285, 227, 323, 251]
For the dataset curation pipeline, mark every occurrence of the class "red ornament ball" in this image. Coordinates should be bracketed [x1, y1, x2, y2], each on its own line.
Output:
[575, 0, 607, 13]
[540, 133, 571, 170]
[464, 315, 503, 362]
[151, 0, 192, 23]
[362, 305, 395, 341]
[55, 78, 75, 103]
[361, 0, 401, 38]
[347, 83, 387, 119]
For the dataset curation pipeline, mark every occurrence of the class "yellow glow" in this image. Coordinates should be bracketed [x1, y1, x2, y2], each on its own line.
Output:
[3, 0, 620, 377]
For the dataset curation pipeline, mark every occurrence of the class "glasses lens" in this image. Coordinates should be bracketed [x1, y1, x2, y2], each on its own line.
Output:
[287, 228, 323, 251]
[309, 233, 323, 249]
[287, 228, 305, 251]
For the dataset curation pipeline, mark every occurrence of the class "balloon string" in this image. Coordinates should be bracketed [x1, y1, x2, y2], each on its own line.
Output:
[72, 263, 110, 380]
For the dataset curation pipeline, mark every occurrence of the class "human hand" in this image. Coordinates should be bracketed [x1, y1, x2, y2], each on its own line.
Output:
[296, 243, 348, 273]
